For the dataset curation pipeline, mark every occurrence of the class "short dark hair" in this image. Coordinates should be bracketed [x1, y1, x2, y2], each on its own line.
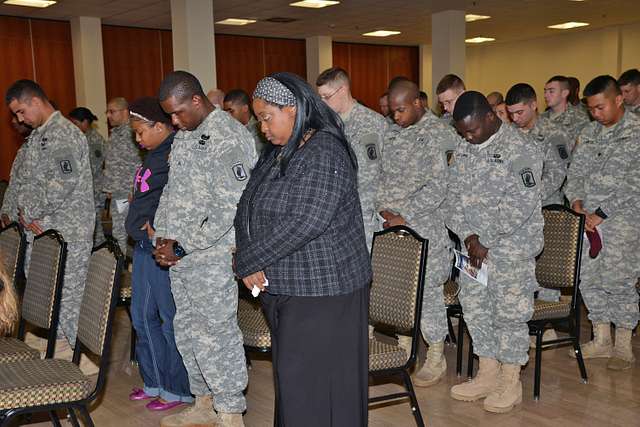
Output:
[584, 75, 621, 97]
[436, 74, 465, 95]
[505, 83, 537, 106]
[69, 107, 98, 123]
[316, 67, 350, 87]
[419, 91, 428, 102]
[158, 70, 206, 103]
[546, 75, 570, 90]
[388, 75, 411, 92]
[389, 80, 419, 102]
[618, 68, 640, 86]
[224, 89, 251, 106]
[487, 91, 504, 104]
[5, 79, 48, 105]
[453, 91, 492, 122]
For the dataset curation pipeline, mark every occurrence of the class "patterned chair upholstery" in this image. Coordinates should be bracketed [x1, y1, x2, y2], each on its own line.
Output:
[237, 298, 271, 351]
[529, 205, 588, 399]
[368, 226, 427, 427]
[0, 231, 66, 363]
[0, 242, 123, 424]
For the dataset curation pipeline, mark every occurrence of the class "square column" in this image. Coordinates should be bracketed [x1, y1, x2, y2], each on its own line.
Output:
[306, 36, 333, 85]
[170, 0, 217, 91]
[431, 9, 466, 98]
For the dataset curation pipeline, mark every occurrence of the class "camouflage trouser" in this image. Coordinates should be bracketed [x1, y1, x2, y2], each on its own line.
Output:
[420, 247, 451, 344]
[363, 209, 382, 252]
[580, 230, 639, 330]
[109, 200, 129, 254]
[458, 257, 536, 366]
[169, 256, 248, 413]
[59, 240, 92, 345]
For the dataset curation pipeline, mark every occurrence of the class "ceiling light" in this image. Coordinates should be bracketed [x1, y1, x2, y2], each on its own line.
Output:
[548, 21, 589, 29]
[362, 30, 401, 37]
[216, 18, 257, 26]
[465, 37, 495, 44]
[3, 0, 56, 7]
[465, 14, 491, 22]
[289, 1, 340, 8]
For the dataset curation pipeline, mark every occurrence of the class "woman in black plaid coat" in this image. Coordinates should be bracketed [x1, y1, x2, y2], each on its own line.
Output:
[234, 72, 372, 427]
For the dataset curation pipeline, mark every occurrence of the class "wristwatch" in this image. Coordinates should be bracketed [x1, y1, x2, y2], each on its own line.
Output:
[173, 241, 187, 258]
[594, 207, 608, 220]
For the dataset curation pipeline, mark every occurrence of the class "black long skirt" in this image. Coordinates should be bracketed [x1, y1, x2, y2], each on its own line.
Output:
[261, 286, 369, 427]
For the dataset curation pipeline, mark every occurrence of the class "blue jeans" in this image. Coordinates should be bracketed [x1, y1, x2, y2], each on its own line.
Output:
[131, 240, 192, 402]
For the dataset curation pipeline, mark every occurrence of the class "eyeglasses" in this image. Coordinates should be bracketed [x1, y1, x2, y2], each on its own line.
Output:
[319, 86, 342, 101]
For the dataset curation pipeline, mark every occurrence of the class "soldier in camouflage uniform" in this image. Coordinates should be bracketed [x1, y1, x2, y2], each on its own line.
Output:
[447, 91, 543, 413]
[103, 97, 142, 254]
[436, 74, 466, 127]
[618, 68, 640, 116]
[542, 75, 590, 142]
[154, 71, 255, 427]
[505, 83, 575, 340]
[223, 89, 269, 157]
[316, 67, 386, 249]
[375, 80, 460, 387]
[565, 75, 640, 371]
[1, 116, 31, 227]
[5, 80, 94, 354]
[70, 107, 107, 245]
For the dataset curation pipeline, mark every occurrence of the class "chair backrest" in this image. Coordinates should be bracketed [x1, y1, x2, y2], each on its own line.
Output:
[536, 205, 585, 289]
[76, 241, 123, 357]
[21, 230, 66, 331]
[369, 226, 428, 335]
[0, 223, 26, 286]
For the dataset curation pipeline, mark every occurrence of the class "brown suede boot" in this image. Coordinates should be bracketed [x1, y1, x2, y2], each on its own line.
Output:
[450, 357, 499, 401]
[607, 328, 635, 370]
[414, 341, 447, 387]
[218, 412, 245, 427]
[483, 363, 523, 413]
[569, 323, 612, 359]
[160, 395, 217, 427]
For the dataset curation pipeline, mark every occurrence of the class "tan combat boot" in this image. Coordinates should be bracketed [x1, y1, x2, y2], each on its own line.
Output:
[24, 331, 48, 355]
[53, 339, 73, 361]
[160, 395, 217, 427]
[397, 335, 413, 358]
[414, 341, 447, 387]
[569, 323, 612, 359]
[483, 363, 522, 413]
[450, 357, 499, 401]
[218, 412, 245, 427]
[607, 328, 635, 371]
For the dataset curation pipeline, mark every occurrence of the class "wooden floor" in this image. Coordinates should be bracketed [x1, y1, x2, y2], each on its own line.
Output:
[22, 309, 640, 427]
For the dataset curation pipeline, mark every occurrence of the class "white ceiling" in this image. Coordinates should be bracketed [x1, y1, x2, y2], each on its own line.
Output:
[0, 0, 639, 45]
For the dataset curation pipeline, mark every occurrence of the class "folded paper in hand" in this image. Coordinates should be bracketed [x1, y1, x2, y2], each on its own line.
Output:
[454, 250, 488, 287]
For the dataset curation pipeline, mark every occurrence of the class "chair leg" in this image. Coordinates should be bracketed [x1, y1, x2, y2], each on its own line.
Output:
[49, 410, 62, 427]
[79, 405, 95, 427]
[400, 370, 425, 427]
[0, 409, 20, 427]
[68, 407, 81, 427]
[456, 315, 464, 376]
[573, 338, 588, 384]
[125, 305, 136, 363]
[534, 329, 543, 400]
[447, 314, 457, 345]
[466, 326, 475, 379]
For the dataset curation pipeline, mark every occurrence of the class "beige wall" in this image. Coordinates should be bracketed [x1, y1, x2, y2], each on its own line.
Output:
[465, 22, 640, 104]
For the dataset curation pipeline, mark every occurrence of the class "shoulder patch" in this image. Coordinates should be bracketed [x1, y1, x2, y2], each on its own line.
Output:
[556, 144, 569, 160]
[232, 163, 248, 181]
[60, 159, 73, 174]
[366, 143, 378, 160]
[519, 168, 536, 187]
